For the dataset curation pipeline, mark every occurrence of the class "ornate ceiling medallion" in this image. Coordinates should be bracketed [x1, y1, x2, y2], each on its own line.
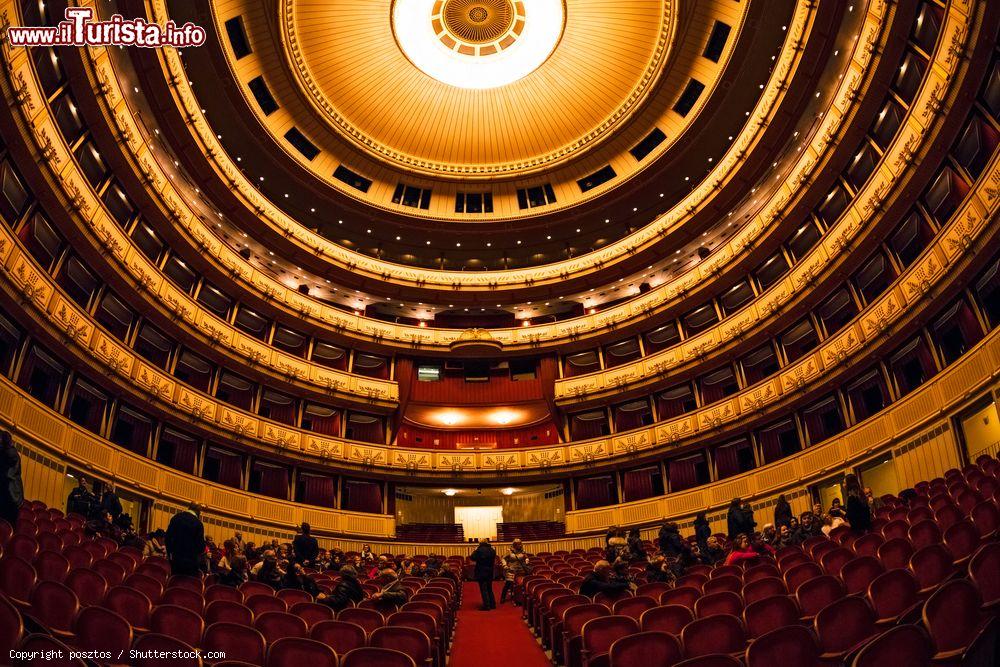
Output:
[394, 0, 563, 89]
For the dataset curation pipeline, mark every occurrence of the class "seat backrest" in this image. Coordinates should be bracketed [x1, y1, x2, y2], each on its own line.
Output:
[851, 533, 884, 558]
[907, 520, 942, 550]
[696, 591, 743, 619]
[611, 595, 657, 621]
[970, 501, 999, 538]
[370, 626, 430, 666]
[681, 614, 746, 658]
[819, 547, 854, 577]
[206, 584, 245, 604]
[64, 567, 108, 607]
[745, 625, 818, 667]
[203, 622, 267, 665]
[581, 615, 640, 658]
[942, 520, 980, 560]
[29, 580, 79, 632]
[922, 578, 984, 653]
[247, 593, 288, 615]
[564, 603, 609, 637]
[311, 619, 367, 654]
[742, 595, 799, 639]
[17, 633, 88, 666]
[794, 575, 845, 618]
[276, 588, 313, 607]
[813, 595, 876, 653]
[92, 558, 126, 586]
[342, 647, 416, 667]
[151, 604, 204, 648]
[240, 581, 275, 598]
[161, 586, 205, 614]
[782, 562, 823, 593]
[851, 624, 933, 667]
[839, 556, 884, 595]
[290, 601, 335, 628]
[640, 604, 693, 634]
[62, 545, 93, 570]
[968, 542, 999, 605]
[741, 577, 786, 606]
[908, 543, 954, 590]
[0, 555, 36, 601]
[659, 586, 700, 609]
[866, 568, 918, 621]
[74, 605, 132, 654]
[167, 575, 205, 594]
[876, 538, 914, 570]
[8, 534, 38, 561]
[702, 575, 741, 595]
[266, 637, 338, 667]
[33, 549, 70, 582]
[338, 607, 386, 635]
[0, 592, 23, 656]
[104, 585, 152, 628]
[254, 611, 309, 643]
[608, 630, 681, 667]
[880, 519, 909, 541]
[206, 599, 254, 625]
[742, 564, 779, 584]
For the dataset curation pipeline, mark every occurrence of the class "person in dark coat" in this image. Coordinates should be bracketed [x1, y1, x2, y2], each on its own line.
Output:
[657, 522, 685, 558]
[774, 494, 792, 529]
[165, 503, 206, 576]
[579, 560, 630, 598]
[727, 498, 748, 539]
[99, 485, 123, 521]
[66, 477, 95, 518]
[293, 522, 319, 565]
[844, 474, 872, 533]
[318, 565, 365, 611]
[470, 538, 497, 610]
[0, 431, 23, 526]
[693, 512, 712, 551]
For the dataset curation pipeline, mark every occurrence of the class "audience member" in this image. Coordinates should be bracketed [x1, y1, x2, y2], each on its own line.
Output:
[774, 494, 792, 528]
[293, 522, 319, 565]
[657, 522, 685, 558]
[626, 527, 645, 561]
[724, 534, 759, 566]
[99, 484, 123, 521]
[727, 498, 753, 538]
[66, 476, 95, 518]
[693, 512, 711, 551]
[579, 560, 630, 597]
[501, 539, 530, 604]
[256, 552, 283, 588]
[845, 474, 872, 533]
[165, 502, 206, 576]
[317, 565, 364, 611]
[219, 555, 249, 587]
[143, 529, 167, 558]
[0, 431, 23, 526]
[470, 538, 497, 611]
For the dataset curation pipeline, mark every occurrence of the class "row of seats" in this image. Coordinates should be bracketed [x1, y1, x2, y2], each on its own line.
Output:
[0, 503, 463, 666]
[516, 455, 1000, 666]
[395, 523, 466, 543]
[498, 521, 567, 542]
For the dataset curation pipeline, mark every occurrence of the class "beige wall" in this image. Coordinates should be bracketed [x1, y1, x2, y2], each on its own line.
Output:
[960, 400, 1000, 460]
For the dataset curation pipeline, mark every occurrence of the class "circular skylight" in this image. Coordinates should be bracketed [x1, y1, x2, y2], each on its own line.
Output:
[392, 0, 565, 89]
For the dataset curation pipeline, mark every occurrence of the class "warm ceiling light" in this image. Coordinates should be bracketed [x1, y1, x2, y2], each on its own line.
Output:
[494, 411, 515, 425]
[444, 489, 457, 496]
[502, 487, 515, 496]
[441, 413, 460, 426]
[393, 0, 565, 89]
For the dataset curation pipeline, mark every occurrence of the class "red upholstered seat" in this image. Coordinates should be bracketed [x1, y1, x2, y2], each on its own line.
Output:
[742, 595, 800, 639]
[276, 588, 313, 607]
[741, 577, 787, 605]
[8, 534, 38, 561]
[125, 572, 164, 603]
[206, 584, 245, 604]
[161, 586, 205, 614]
[851, 533, 884, 558]
[970, 501, 999, 538]
[33, 550, 69, 582]
[341, 647, 416, 667]
[580, 615, 640, 667]
[672, 655, 741, 667]
[17, 633, 88, 667]
[942, 520, 980, 563]
[64, 567, 108, 607]
[62, 545, 93, 570]
[254, 611, 309, 644]
[265, 637, 338, 667]
[876, 538, 914, 571]
[908, 520, 943, 550]
[659, 586, 700, 609]
[203, 622, 267, 666]
[783, 562, 823, 594]
[104, 585, 153, 632]
[866, 568, 919, 625]
[92, 558, 126, 587]
[0, 591, 24, 656]
[339, 607, 385, 635]
[880, 519, 910, 541]
[922, 579, 990, 663]
[909, 544, 956, 594]
[0, 555, 36, 605]
[311, 619, 367, 655]
[608, 630, 681, 667]
[29, 580, 79, 638]
[745, 625, 818, 667]
[290, 601, 335, 628]
[819, 547, 854, 577]
[563, 603, 610, 667]
[839, 556, 884, 595]
[850, 624, 933, 667]
[611, 595, 656, 621]
[681, 614, 746, 659]
[640, 604, 694, 634]
[813, 595, 877, 662]
[968, 542, 999, 612]
[107, 552, 137, 576]
[239, 581, 275, 598]
[795, 575, 845, 619]
[206, 599, 254, 625]
[371, 625, 432, 667]
[246, 593, 288, 616]
[74, 605, 132, 665]
[151, 603, 205, 648]
[634, 582, 672, 600]
[694, 591, 742, 619]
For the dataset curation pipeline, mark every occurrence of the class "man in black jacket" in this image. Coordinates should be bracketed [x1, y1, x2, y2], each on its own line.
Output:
[67, 477, 95, 518]
[99, 484, 123, 521]
[166, 503, 206, 576]
[317, 565, 365, 611]
[469, 538, 497, 610]
[0, 431, 23, 526]
[292, 522, 319, 565]
[579, 560, 630, 598]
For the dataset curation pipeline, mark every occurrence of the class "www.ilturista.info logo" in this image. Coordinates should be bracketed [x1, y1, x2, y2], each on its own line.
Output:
[6, 7, 206, 48]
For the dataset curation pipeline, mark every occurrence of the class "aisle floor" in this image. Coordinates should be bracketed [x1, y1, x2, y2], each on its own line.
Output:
[448, 581, 551, 667]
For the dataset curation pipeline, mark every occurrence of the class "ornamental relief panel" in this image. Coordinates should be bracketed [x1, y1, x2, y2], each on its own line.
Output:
[613, 430, 652, 455]
[436, 452, 475, 471]
[262, 424, 299, 450]
[176, 388, 217, 423]
[740, 380, 780, 415]
[655, 417, 695, 445]
[303, 436, 343, 461]
[821, 325, 862, 369]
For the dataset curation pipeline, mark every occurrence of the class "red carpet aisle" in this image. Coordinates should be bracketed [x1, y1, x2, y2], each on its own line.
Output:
[449, 581, 551, 667]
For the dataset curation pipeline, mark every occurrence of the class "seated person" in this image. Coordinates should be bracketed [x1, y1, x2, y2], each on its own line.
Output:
[579, 560, 631, 598]
[317, 565, 364, 611]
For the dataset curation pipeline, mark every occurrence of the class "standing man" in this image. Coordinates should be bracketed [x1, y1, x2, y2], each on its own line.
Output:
[166, 502, 206, 576]
[67, 476, 95, 518]
[0, 431, 23, 526]
[292, 522, 319, 565]
[470, 538, 497, 610]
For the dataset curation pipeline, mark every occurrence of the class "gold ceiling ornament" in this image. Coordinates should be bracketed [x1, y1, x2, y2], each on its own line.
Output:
[280, 0, 674, 178]
[436, 0, 524, 54]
